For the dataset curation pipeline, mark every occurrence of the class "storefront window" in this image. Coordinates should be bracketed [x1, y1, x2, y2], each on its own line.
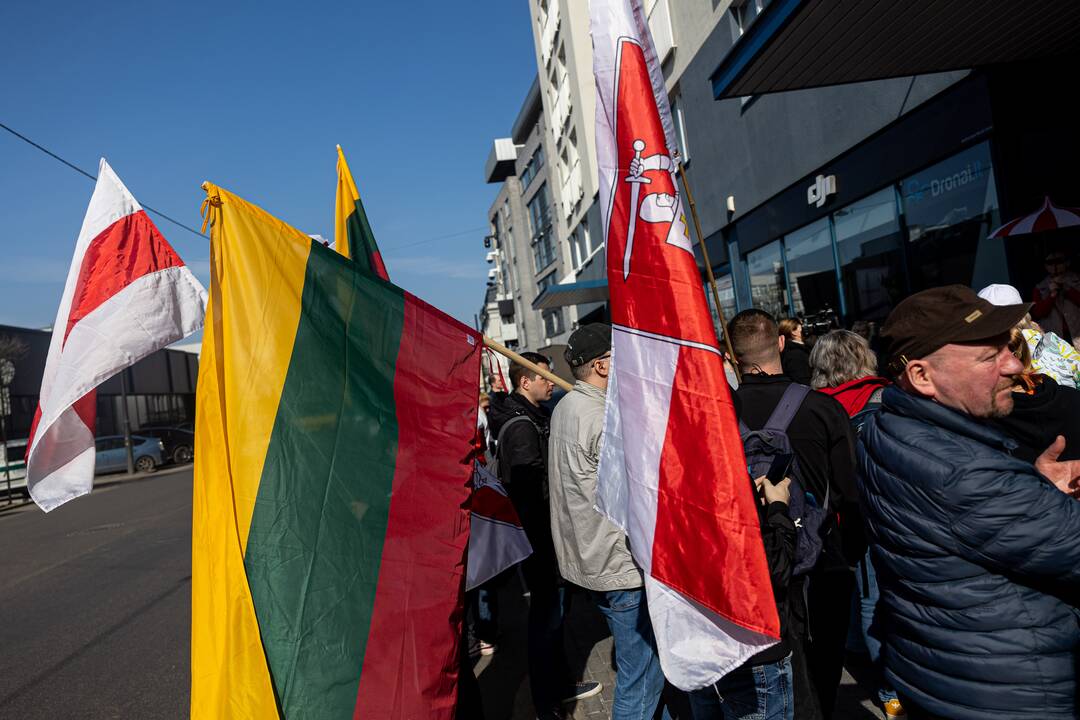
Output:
[784, 218, 838, 318]
[703, 274, 737, 336]
[747, 240, 787, 319]
[834, 187, 904, 322]
[901, 142, 1000, 291]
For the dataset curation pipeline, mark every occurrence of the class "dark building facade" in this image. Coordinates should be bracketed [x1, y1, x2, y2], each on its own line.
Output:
[672, 2, 1080, 329]
[0, 324, 199, 441]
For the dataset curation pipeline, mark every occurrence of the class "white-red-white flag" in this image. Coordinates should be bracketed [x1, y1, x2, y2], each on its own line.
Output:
[26, 159, 206, 512]
[590, 0, 780, 690]
[465, 462, 532, 591]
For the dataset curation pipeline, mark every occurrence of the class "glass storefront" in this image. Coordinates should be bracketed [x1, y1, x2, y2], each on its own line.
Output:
[834, 187, 904, 322]
[784, 217, 838, 318]
[732, 141, 1001, 325]
[746, 240, 787, 319]
[703, 274, 737, 334]
[902, 141, 1001, 291]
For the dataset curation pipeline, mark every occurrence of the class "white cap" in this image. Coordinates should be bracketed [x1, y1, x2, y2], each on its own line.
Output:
[977, 283, 1024, 306]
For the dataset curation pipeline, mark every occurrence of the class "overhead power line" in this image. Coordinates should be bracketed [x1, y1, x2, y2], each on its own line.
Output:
[2, 120, 490, 253]
[1, 120, 209, 239]
[380, 226, 490, 255]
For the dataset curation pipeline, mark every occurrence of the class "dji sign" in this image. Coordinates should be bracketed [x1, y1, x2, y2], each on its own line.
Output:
[807, 174, 837, 208]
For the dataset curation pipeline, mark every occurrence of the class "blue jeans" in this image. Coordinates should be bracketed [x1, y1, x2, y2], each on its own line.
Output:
[688, 654, 793, 720]
[854, 551, 898, 704]
[592, 588, 667, 720]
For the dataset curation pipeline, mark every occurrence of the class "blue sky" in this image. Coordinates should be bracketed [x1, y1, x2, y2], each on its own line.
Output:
[0, 2, 537, 329]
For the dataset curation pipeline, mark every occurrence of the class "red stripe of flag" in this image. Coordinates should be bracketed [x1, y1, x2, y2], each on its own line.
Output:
[652, 346, 779, 636]
[352, 293, 479, 719]
[64, 210, 183, 344]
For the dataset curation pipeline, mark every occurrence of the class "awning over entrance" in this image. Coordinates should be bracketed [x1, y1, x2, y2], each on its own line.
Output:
[532, 279, 609, 310]
[710, 0, 1080, 100]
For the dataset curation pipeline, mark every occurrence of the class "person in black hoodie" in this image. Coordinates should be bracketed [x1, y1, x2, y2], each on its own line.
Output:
[730, 309, 864, 720]
[487, 352, 598, 719]
[688, 391, 799, 719]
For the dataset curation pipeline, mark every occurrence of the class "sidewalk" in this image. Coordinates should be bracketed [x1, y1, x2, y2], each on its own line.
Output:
[472, 574, 886, 719]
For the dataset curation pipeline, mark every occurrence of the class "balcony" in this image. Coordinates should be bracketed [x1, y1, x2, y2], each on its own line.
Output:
[539, 5, 560, 67]
[551, 81, 572, 143]
[561, 162, 582, 221]
[648, 0, 676, 64]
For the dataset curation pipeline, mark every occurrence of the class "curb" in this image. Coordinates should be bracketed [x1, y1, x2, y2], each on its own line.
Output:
[0, 463, 193, 515]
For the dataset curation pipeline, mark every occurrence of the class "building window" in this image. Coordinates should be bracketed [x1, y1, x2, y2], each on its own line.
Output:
[538, 271, 557, 292]
[746, 240, 787, 320]
[730, 0, 767, 39]
[901, 141, 1000, 291]
[543, 308, 564, 337]
[529, 184, 556, 272]
[834, 187, 904, 322]
[521, 144, 545, 190]
[784, 217, 839, 318]
[571, 223, 589, 269]
[671, 94, 690, 163]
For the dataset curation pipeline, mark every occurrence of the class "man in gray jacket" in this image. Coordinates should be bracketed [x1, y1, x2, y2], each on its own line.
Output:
[549, 323, 667, 720]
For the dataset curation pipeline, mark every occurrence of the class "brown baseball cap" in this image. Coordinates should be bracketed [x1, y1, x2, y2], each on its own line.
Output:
[881, 284, 1031, 371]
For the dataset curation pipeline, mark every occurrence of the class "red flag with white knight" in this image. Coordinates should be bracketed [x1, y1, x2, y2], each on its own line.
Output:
[590, 0, 780, 690]
[26, 159, 206, 512]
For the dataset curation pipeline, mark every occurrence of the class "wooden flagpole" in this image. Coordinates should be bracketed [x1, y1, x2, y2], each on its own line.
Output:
[482, 336, 574, 392]
[677, 159, 741, 382]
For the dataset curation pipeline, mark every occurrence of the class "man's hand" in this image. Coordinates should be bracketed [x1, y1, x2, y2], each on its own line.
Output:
[754, 475, 792, 506]
[1035, 435, 1080, 498]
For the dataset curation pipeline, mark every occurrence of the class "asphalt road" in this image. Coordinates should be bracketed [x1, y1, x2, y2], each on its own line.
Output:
[0, 469, 192, 719]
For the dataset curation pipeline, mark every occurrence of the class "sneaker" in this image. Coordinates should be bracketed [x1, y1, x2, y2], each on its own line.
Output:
[560, 680, 602, 703]
[478, 640, 497, 656]
[884, 699, 907, 719]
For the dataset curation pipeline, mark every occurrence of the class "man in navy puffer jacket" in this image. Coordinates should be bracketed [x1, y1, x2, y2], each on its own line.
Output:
[857, 285, 1080, 719]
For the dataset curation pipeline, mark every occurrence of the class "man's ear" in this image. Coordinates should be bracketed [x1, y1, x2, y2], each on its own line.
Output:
[778, 334, 786, 353]
[903, 359, 935, 399]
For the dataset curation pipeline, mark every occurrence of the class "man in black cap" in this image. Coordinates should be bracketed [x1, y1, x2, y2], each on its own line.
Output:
[858, 284, 1080, 719]
[548, 323, 667, 720]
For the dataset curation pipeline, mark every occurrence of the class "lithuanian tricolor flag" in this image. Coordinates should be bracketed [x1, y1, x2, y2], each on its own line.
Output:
[192, 182, 479, 719]
[334, 145, 389, 279]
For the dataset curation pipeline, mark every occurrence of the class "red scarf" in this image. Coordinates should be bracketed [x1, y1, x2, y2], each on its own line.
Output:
[818, 376, 890, 417]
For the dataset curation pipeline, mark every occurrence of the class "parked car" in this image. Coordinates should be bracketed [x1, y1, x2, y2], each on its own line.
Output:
[94, 435, 164, 475]
[0, 438, 28, 496]
[137, 426, 194, 465]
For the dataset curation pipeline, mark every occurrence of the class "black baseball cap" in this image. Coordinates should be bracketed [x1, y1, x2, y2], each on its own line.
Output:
[882, 284, 1031, 371]
[565, 323, 612, 368]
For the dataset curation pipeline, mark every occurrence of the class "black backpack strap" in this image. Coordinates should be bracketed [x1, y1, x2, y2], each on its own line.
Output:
[494, 415, 536, 457]
[738, 419, 751, 437]
[763, 383, 810, 433]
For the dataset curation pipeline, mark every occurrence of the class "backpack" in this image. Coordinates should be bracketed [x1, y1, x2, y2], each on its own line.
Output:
[488, 414, 538, 486]
[739, 383, 829, 576]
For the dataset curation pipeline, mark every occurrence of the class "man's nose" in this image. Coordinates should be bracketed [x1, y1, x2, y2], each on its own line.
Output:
[1002, 351, 1024, 376]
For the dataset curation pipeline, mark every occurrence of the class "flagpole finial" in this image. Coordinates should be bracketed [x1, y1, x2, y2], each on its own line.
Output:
[336, 144, 342, 151]
[201, 181, 210, 191]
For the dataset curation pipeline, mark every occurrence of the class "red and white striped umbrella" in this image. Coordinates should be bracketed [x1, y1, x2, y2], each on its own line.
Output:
[990, 196, 1080, 238]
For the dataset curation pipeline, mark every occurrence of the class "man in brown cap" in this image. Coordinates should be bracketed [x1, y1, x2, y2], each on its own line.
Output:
[857, 284, 1080, 719]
